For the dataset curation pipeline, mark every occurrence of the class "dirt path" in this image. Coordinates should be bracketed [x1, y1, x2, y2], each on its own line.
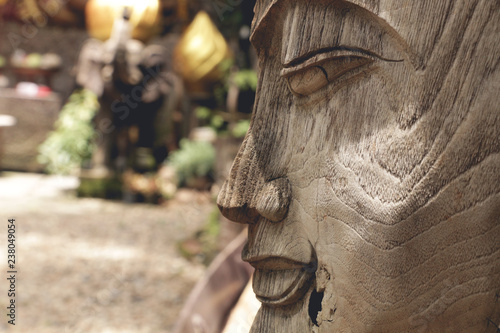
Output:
[0, 172, 212, 333]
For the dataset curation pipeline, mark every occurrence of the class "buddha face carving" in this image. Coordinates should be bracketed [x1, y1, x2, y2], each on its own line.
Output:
[218, 1, 500, 332]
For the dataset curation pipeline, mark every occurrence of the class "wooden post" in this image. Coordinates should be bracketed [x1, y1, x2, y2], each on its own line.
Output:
[218, 1, 500, 332]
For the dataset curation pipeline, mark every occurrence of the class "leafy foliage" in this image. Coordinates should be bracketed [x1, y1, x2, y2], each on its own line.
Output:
[38, 89, 99, 174]
[196, 65, 256, 138]
[232, 119, 251, 138]
[167, 139, 215, 186]
[213, 58, 234, 108]
[199, 205, 222, 264]
[195, 106, 225, 133]
[233, 69, 257, 91]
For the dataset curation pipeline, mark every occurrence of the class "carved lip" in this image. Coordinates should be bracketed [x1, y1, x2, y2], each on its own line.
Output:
[243, 254, 313, 270]
[243, 250, 317, 306]
[252, 268, 314, 306]
[280, 46, 402, 77]
[242, 242, 316, 271]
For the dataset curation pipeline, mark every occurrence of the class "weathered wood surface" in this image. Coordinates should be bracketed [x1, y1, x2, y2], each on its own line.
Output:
[218, 0, 500, 332]
[173, 231, 253, 333]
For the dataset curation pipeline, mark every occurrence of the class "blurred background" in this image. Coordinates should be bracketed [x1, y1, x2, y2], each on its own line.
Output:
[0, 0, 259, 331]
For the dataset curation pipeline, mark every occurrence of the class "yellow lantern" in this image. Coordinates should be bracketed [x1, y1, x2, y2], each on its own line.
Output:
[173, 11, 232, 91]
[85, 0, 161, 42]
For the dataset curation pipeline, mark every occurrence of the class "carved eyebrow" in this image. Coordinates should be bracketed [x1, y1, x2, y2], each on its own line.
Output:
[251, 0, 381, 44]
[282, 46, 403, 69]
[251, 0, 418, 67]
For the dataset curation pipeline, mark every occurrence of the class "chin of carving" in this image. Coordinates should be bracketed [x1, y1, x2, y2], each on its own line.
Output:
[219, 0, 500, 332]
[250, 294, 314, 333]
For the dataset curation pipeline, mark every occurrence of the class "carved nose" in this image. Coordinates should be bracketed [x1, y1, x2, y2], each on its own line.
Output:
[217, 177, 291, 224]
[255, 178, 291, 222]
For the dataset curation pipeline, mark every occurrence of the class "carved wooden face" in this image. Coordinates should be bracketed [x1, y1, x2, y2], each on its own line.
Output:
[218, 1, 500, 332]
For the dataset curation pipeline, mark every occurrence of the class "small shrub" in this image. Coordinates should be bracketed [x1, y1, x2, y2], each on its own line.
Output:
[231, 119, 250, 138]
[167, 139, 215, 186]
[38, 89, 99, 174]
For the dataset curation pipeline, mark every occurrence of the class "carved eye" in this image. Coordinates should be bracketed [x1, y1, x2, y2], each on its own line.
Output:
[282, 55, 374, 96]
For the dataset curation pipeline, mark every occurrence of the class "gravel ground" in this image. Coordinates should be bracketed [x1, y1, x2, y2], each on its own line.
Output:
[0, 172, 213, 333]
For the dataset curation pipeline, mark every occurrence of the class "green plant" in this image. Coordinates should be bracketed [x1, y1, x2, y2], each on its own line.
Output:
[199, 205, 222, 264]
[205, 205, 221, 239]
[231, 119, 251, 138]
[177, 204, 221, 265]
[38, 89, 99, 174]
[195, 106, 225, 133]
[167, 139, 215, 186]
[213, 58, 234, 108]
[77, 176, 122, 199]
[196, 66, 256, 138]
[233, 69, 257, 91]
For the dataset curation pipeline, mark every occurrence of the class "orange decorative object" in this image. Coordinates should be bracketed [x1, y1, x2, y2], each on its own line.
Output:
[85, 0, 160, 42]
[173, 11, 232, 89]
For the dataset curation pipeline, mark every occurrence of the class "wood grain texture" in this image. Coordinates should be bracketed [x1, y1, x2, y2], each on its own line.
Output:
[218, 0, 500, 332]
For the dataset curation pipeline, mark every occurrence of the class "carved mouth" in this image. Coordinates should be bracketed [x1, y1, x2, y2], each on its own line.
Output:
[244, 255, 312, 270]
[244, 253, 317, 306]
[252, 268, 314, 306]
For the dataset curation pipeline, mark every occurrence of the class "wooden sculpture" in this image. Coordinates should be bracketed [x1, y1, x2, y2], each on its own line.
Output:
[218, 0, 500, 332]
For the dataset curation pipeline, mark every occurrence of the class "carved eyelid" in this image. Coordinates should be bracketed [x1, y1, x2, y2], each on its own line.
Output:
[280, 47, 402, 96]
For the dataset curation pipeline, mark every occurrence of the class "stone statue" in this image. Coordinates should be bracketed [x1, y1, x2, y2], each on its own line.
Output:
[75, 9, 175, 174]
[217, 0, 500, 332]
